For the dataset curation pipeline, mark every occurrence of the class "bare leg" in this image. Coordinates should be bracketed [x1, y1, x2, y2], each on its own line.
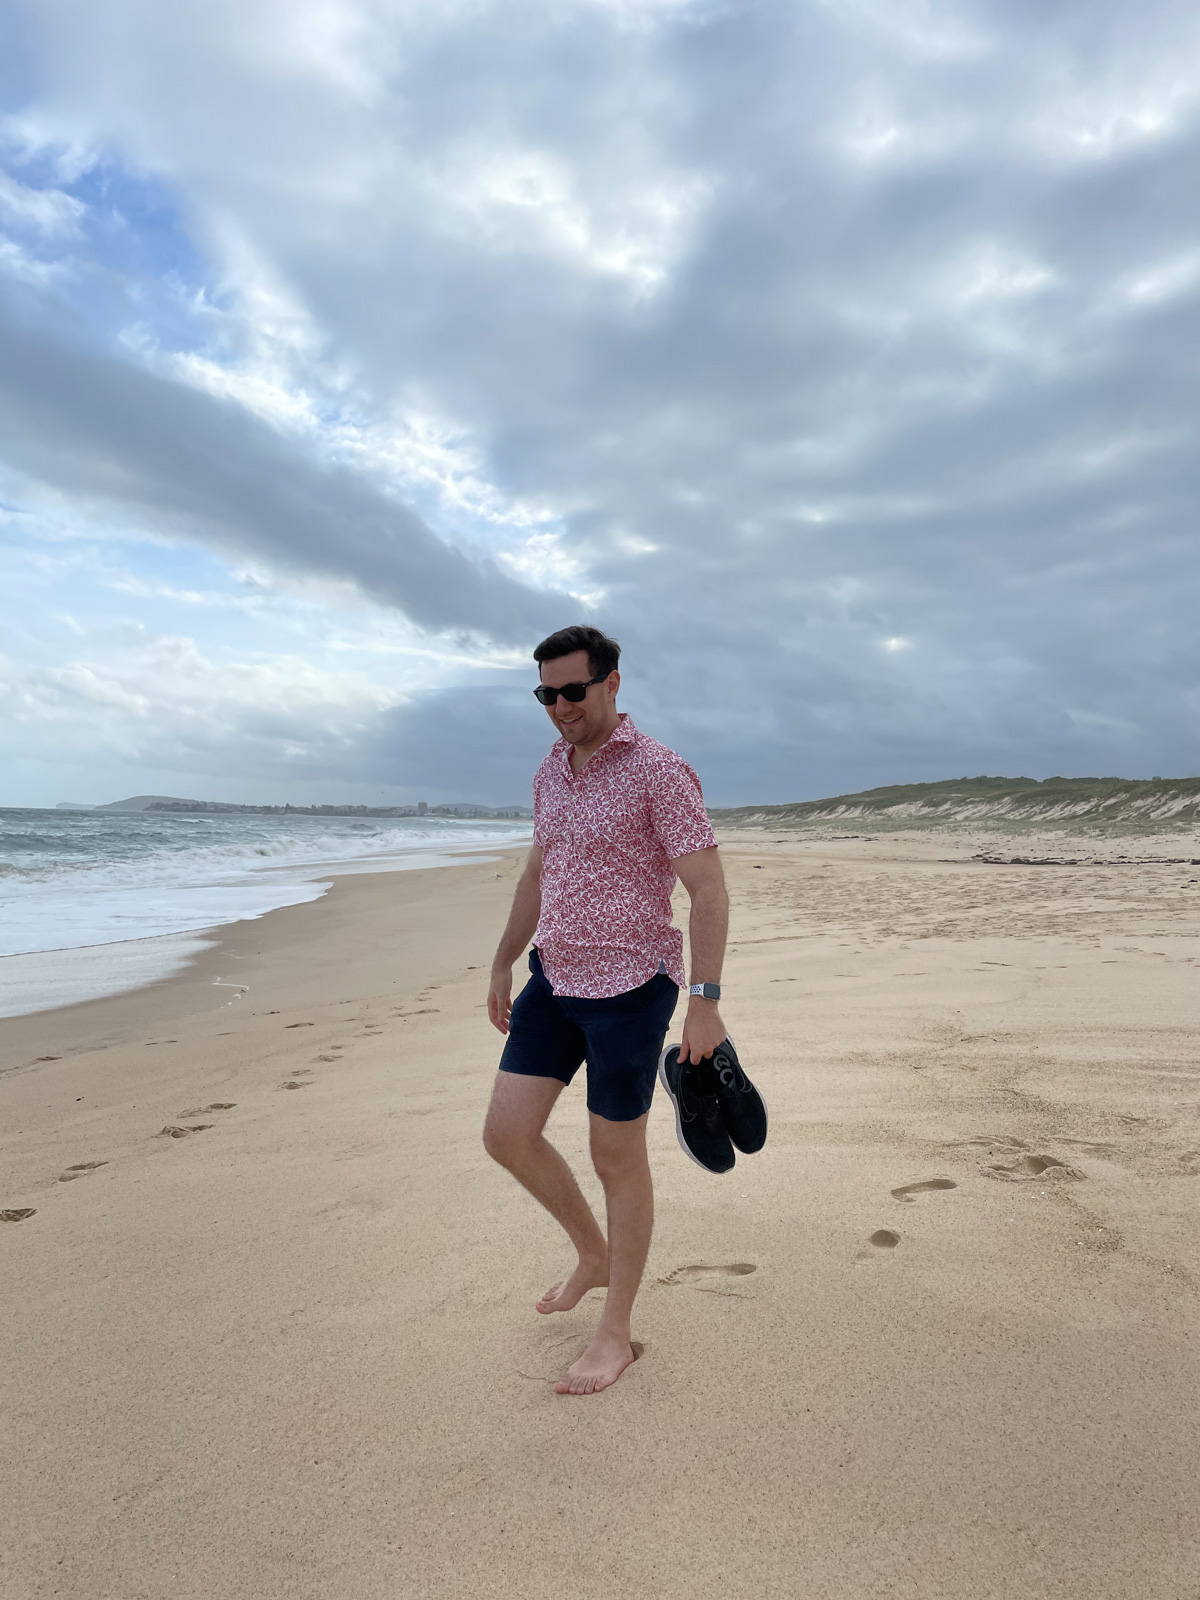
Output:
[555, 1111, 653, 1396]
[482, 1073, 609, 1311]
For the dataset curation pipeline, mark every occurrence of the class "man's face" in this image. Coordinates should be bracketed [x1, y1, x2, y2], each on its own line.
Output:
[539, 649, 618, 745]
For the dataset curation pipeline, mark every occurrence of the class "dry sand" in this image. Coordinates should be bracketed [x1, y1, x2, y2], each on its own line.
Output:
[2, 830, 1199, 1599]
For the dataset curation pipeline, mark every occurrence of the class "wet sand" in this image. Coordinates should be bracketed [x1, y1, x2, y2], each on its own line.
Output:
[2, 831, 1199, 1599]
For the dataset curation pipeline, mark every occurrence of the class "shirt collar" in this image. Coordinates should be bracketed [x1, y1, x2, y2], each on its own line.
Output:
[553, 712, 636, 770]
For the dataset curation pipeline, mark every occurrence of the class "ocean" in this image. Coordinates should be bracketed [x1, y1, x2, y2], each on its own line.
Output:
[0, 809, 531, 1019]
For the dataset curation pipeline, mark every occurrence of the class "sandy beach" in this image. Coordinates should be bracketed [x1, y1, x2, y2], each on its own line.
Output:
[3, 830, 1199, 1599]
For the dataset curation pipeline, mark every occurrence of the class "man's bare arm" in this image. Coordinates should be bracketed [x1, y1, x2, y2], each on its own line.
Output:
[487, 845, 543, 1035]
[671, 845, 729, 1063]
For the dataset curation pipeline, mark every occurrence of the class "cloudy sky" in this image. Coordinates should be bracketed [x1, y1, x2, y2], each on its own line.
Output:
[2, 0, 1198, 808]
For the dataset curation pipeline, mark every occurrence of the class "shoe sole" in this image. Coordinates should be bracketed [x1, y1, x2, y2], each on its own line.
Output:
[658, 1045, 732, 1175]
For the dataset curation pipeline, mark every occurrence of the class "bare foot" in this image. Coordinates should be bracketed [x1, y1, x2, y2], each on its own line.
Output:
[536, 1258, 608, 1315]
[554, 1330, 637, 1396]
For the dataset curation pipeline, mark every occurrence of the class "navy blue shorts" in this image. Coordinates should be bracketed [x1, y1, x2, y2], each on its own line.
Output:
[499, 947, 679, 1122]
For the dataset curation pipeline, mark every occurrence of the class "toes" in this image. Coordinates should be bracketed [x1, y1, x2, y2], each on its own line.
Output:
[554, 1370, 603, 1395]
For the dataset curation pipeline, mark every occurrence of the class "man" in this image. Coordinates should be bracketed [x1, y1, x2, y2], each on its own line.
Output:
[484, 624, 729, 1396]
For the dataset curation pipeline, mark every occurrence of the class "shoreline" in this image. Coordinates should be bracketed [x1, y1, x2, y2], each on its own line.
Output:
[4, 828, 1200, 1598]
[0, 838, 525, 1023]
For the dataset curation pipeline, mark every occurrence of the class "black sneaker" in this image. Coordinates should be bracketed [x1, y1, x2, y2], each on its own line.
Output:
[658, 1046, 735, 1175]
[711, 1037, 768, 1154]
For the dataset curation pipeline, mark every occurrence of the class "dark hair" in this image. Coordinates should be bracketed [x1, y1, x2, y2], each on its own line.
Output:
[533, 625, 621, 679]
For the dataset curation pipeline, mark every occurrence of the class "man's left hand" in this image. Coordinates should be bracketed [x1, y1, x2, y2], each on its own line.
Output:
[678, 999, 726, 1064]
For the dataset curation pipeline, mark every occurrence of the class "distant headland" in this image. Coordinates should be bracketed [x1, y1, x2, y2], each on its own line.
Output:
[54, 795, 532, 819]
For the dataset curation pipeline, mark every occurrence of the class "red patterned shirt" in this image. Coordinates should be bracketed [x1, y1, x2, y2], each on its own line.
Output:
[532, 714, 717, 998]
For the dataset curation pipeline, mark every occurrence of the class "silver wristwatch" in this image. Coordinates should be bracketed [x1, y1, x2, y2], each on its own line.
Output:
[689, 982, 721, 1000]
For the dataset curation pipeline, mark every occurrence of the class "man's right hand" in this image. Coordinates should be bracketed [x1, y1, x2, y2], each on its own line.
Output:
[487, 968, 513, 1034]
[485, 847, 541, 1037]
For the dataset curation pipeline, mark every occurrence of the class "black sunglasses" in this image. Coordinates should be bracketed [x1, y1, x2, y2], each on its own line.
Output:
[533, 672, 609, 706]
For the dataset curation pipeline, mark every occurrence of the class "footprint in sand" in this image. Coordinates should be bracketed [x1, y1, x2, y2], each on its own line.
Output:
[178, 1104, 236, 1116]
[2, 1208, 37, 1222]
[891, 1178, 957, 1203]
[279, 1080, 312, 1090]
[657, 1263, 757, 1294]
[157, 1124, 213, 1138]
[985, 1153, 1083, 1183]
[854, 1229, 901, 1262]
[58, 1161, 109, 1182]
[1175, 1151, 1200, 1176]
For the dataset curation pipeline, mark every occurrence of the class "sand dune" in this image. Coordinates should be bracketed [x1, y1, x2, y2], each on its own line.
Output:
[2, 832, 1199, 1598]
[713, 773, 1200, 829]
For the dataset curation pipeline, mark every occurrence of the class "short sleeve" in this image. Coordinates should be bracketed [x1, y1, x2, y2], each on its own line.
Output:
[647, 749, 717, 862]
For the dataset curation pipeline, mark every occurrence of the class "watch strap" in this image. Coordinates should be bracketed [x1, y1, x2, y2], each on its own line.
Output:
[689, 982, 721, 1000]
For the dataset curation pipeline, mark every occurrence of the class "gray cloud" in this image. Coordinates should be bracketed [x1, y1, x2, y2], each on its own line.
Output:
[4, 0, 1200, 802]
[0, 303, 561, 640]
